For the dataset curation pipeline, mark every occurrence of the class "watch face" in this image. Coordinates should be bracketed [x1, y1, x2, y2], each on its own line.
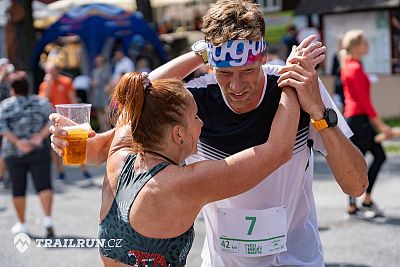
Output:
[192, 40, 206, 52]
[326, 108, 338, 126]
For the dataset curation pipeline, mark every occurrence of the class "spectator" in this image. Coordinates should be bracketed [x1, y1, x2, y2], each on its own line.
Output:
[0, 71, 54, 237]
[91, 55, 112, 132]
[111, 50, 134, 82]
[72, 74, 91, 104]
[281, 25, 299, 60]
[331, 35, 346, 112]
[341, 30, 395, 217]
[267, 46, 286, 66]
[39, 62, 91, 181]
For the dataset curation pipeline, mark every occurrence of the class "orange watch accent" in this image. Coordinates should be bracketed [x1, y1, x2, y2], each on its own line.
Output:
[311, 118, 329, 131]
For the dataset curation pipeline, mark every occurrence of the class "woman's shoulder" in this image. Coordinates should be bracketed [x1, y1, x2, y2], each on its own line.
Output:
[107, 148, 134, 174]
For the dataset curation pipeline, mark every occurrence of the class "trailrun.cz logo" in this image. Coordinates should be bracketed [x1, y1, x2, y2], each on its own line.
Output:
[14, 233, 122, 254]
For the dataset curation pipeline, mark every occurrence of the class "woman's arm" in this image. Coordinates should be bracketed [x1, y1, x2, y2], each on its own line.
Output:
[49, 113, 115, 165]
[149, 35, 326, 82]
[182, 86, 300, 207]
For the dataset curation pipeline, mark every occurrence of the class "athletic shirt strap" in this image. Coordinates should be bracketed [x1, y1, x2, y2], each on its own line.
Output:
[114, 154, 169, 222]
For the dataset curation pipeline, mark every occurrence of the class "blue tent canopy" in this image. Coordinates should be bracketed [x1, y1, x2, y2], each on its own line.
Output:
[32, 3, 167, 72]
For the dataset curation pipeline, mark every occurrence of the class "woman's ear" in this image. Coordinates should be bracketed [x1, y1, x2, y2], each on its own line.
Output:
[172, 125, 184, 145]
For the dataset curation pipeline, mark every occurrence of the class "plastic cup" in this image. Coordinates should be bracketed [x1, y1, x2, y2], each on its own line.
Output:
[55, 104, 92, 165]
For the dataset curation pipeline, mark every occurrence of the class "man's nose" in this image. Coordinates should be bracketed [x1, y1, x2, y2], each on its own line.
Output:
[230, 73, 242, 92]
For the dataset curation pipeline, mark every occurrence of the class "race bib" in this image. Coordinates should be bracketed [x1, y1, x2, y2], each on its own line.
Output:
[217, 206, 287, 257]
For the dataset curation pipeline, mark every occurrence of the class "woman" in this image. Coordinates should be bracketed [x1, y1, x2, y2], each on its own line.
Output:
[98, 72, 300, 266]
[0, 71, 54, 237]
[341, 30, 394, 217]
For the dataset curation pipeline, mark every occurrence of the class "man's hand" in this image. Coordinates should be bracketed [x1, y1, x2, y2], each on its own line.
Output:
[49, 113, 96, 156]
[30, 133, 44, 147]
[277, 50, 325, 119]
[287, 35, 326, 69]
[16, 139, 34, 154]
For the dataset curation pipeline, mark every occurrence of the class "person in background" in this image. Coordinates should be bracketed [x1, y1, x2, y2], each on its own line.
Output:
[341, 30, 395, 217]
[135, 56, 152, 73]
[331, 35, 346, 112]
[91, 55, 112, 132]
[281, 25, 299, 60]
[267, 46, 286, 66]
[111, 50, 134, 83]
[0, 71, 54, 237]
[39, 62, 91, 181]
[0, 57, 13, 188]
[72, 74, 91, 104]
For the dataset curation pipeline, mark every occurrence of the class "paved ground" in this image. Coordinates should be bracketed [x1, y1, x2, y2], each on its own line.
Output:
[1, 152, 399, 267]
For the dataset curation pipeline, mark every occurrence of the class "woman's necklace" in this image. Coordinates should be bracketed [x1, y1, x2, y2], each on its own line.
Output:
[145, 150, 178, 165]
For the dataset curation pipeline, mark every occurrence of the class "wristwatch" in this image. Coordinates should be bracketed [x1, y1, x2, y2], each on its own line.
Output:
[311, 108, 338, 131]
[191, 40, 208, 64]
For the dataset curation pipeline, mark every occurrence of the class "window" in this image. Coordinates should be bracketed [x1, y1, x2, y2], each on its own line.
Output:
[258, 0, 282, 12]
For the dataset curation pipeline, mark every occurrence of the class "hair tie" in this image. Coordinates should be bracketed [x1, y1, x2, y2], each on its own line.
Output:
[141, 72, 151, 90]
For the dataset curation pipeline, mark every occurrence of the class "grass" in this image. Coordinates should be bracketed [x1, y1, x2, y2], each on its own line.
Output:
[383, 117, 400, 127]
[382, 117, 400, 154]
[384, 145, 400, 154]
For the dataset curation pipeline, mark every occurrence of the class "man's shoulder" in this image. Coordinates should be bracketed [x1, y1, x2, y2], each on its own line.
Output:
[58, 75, 73, 84]
[0, 96, 15, 108]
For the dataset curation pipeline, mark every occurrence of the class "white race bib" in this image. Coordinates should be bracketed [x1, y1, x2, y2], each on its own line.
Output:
[217, 206, 287, 257]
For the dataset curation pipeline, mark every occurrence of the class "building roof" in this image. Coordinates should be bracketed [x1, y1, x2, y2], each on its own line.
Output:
[296, 0, 400, 15]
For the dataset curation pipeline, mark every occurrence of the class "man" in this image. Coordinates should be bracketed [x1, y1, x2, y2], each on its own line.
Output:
[50, 1, 367, 266]
[111, 49, 135, 82]
[39, 62, 76, 109]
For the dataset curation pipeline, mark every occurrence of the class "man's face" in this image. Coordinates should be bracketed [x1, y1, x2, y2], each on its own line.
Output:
[45, 64, 59, 79]
[114, 51, 124, 61]
[214, 58, 266, 114]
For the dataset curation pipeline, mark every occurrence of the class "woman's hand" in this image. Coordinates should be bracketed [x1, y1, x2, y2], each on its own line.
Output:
[287, 35, 326, 69]
[49, 113, 96, 156]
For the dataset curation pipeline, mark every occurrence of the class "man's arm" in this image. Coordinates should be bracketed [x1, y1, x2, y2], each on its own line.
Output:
[277, 56, 368, 197]
[2, 130, 34, 154]
[319, 128, 368, 196]
[148, 52, 203, 81]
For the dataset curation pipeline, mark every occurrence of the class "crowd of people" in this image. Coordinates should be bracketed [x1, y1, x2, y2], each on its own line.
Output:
[0, 0, 398, 266]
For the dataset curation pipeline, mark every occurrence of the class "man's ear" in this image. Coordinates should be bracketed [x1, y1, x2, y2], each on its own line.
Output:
[262, 53, 268, 65]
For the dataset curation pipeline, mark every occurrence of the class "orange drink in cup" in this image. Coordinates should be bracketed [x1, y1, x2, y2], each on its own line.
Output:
[55, 104, 92, 165]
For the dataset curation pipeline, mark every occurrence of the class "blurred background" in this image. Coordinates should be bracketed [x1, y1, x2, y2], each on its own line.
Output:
[0, 1, 399, 266]
[0, 0, 399, 118]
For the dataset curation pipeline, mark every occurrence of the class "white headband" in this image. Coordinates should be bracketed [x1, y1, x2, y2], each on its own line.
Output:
[206, 39, 267, 68]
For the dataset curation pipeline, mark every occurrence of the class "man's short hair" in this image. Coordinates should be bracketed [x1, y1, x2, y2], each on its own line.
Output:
[9, 71, 29, 96]
[202, 0, 265, 45]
